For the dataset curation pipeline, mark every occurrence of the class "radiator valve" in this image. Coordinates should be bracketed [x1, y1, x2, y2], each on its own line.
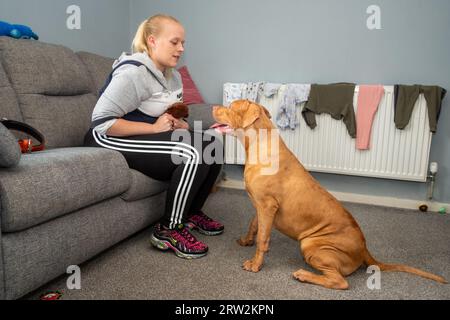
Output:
[427, 162, 438, 200]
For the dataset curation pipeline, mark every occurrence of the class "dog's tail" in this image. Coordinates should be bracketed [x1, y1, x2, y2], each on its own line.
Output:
[363, 248, 447, 284]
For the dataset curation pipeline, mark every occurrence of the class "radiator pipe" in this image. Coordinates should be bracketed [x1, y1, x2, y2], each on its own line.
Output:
[427, 162, 438, 200]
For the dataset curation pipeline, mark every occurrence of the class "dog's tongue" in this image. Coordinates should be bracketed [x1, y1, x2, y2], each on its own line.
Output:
[210, 122, 233, 134]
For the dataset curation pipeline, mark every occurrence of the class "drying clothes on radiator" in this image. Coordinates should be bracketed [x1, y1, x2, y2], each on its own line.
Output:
[223, 82, 264, 106]
[263, 83, 282, 98]
[245, 82, 264, 102]
[355, 85, 385, 150]
[394, 85, 447, 133]
[302, 83, 357, 138]
[276, 84, 311, 130]
[223, 83, 246, 106]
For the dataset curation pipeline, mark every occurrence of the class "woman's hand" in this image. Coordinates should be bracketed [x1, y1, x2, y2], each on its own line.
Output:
[172, 118, 189, 130]
[153, 114, 189, 132]
[153, 113, 176, 133]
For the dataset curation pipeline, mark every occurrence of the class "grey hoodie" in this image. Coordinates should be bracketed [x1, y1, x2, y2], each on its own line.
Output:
[91, 52, 183, 135]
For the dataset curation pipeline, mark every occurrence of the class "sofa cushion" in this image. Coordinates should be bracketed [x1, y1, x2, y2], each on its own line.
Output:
[0, 37, 97, 148]
[0, 37, 93, 96]
[120, 169, 168, 202]
[77, 51, 115, 95]
[0, 59, 22, 121]
[0, 147, 131, 232]
[18, 93, 97, 148]
[2, 194, 166, 299]
[178, 66, 205, 105]
[187, 103, 217, 130]
[0, 122, 21, 168]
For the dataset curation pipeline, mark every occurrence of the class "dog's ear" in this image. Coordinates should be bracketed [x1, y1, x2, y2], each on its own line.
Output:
[261, 106, 271, 119]
[242, 102, 261, 128]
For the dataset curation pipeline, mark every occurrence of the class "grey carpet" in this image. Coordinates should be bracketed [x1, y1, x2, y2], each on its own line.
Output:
[24, 188, 449, 300]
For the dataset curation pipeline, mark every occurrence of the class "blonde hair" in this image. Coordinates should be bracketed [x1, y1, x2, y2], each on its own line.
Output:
[132, 14, 181, 54]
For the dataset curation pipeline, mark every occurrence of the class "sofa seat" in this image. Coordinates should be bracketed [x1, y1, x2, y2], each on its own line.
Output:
[120, 169, 168, 202]
[0, 147, 131, 232]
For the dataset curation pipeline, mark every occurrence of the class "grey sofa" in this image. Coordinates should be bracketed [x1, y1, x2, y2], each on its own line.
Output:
[0, 37, 216, 300]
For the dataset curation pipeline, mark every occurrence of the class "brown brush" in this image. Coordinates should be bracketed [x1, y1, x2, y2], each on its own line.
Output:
[165, 102, 189, 119]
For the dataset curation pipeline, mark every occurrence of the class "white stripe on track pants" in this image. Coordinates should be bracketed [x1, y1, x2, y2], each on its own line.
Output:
[85, 129, 222, 229]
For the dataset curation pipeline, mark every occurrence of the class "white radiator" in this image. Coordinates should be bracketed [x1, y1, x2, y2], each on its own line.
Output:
[223, 84, 433, 182]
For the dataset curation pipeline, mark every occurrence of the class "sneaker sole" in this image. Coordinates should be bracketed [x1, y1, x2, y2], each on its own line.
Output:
[150, 234, 207, 260]
[186, 223, 224, 236]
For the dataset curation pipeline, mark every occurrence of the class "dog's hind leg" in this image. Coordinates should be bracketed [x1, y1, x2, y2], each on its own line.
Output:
[293, 249, 349, 290]
[293, 268, 349, 290]
[237, 215, 258, 246]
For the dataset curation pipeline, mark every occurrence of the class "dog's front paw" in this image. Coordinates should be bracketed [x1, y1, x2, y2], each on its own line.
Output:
[237, 237, 254, 246]
[242, 259, 262, 272]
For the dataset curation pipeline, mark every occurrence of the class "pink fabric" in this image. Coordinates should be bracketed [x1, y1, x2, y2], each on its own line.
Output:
[356, 85, 385, 150]
[178, 66, 205, 105]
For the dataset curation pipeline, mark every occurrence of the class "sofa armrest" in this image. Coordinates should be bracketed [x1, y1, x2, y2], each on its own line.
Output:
[187, 104, 218, 130]
[0, 147, 131, 232]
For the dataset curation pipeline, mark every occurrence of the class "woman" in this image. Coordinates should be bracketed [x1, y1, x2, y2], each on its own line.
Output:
[84, 14, 223, 259]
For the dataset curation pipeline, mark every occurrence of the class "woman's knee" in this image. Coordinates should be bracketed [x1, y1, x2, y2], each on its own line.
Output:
[171, 130, 223, 164]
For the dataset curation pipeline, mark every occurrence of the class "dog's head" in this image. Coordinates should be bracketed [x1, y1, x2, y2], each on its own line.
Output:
[211, 100, 272, 134]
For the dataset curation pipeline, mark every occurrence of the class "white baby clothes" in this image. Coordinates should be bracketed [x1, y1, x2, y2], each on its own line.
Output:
[245, 82, 264, 103]
[223, 83, 246, 106]
[276, 84, 311, 130]
[263, 83, 282, 98]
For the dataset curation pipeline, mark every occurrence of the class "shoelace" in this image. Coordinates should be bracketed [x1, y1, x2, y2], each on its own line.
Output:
[195, 212, 213, 224]
[194, 213, 223, 228]
[168, 227, 206, 251]
[173, 226, 197, 243]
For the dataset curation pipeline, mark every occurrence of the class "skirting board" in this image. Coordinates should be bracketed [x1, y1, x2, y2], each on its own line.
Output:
[217, 178, 449, 214]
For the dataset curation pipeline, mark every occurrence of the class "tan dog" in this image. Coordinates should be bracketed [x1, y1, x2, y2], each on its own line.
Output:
[212, 99, 447, 290]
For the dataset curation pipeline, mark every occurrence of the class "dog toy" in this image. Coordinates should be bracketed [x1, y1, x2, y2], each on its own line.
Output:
[165, 102, 189, 119]
[438, 207, 446, 215]
[0, 21, 39, 40]
[39, 290, 63, 300]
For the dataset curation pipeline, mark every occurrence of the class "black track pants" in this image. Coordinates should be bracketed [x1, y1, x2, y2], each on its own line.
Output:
[84, 129, 222, 229]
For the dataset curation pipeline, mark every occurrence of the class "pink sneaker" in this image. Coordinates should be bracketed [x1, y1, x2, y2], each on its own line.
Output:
[150, 223, 208, 259]
[186, 211, 224, 236]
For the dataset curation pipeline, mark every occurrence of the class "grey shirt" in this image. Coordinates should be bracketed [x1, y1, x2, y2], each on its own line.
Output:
[92, 52, 183, 134]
